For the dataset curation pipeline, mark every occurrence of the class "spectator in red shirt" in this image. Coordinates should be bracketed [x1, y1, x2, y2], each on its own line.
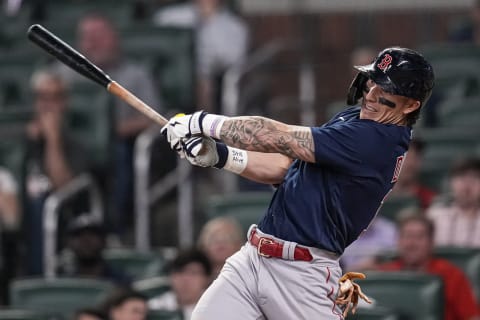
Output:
[378, 212, 480, 320]
[390, 138, 436, 209]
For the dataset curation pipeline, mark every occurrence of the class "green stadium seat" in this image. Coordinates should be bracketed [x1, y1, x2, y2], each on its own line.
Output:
[133, 276, 171, 299]
[434, 247, 480, 303]
[10, 278, 114, 319]
[121, 26, 195, 113]
[418, 165, 447, 192]
[66, 92, 113, 169]
[0, 309, 50, 320]
[429, 58, 480, 99]
[45, 1, 132, 29]
[0, 134, 27, 183]
[206, 191, 273, 232]
[348, 307, 399, 320]
[419, 43, 480, 63]
[360, 271, 444, 320]
[103, 249, 165, 280]
[378, 195, 419, 221]
[437, 95, 480, 121]
[147, 310, 183, 320]
[416, 127, 480, 167]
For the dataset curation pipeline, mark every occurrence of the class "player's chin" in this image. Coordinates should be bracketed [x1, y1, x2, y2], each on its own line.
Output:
[360, 105, 377, 120]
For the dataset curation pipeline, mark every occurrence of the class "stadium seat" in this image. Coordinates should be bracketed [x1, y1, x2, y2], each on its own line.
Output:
[360, 271, 444, 320]
[0, 134, 27, 184]
[378, 195, 419, 221]
[206, 191, 273, 232]
[416, 126, 480, 168]
[419, 43, 480, 62]
[436, 95, 480, 121]
[45, 1, 132, 29]
[103, 248, 165, 280]
[418, 165, 447, 192]
[0, 309, 50, 320]
[133, 276, 171, 299]
[121, 26, 195, 113]
[434, 247, 480, 303]
[348, 307, 399, 320]
[147, 310, 183, 320]
[66, 92, 113, 170]
[10, 278, 114, 318]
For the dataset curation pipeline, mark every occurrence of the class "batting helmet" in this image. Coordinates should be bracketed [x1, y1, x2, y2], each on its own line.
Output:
[347, 47, 435, 106]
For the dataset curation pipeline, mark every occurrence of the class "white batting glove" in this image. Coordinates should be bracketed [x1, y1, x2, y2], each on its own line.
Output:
[161, 111, 227, 142]
[182, 136, 219, 168]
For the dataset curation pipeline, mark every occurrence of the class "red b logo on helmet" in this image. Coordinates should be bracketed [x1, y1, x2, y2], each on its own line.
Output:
[377, 54, 393, 72]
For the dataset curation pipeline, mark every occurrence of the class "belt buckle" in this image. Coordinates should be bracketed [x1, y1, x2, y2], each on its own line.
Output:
[257, 237, 274, 258]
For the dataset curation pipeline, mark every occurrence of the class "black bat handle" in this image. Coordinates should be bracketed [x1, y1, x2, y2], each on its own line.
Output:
[27, 24, 111, 87]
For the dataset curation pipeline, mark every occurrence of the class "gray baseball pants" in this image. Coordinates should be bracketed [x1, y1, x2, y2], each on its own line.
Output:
[191, 226, 345, 320]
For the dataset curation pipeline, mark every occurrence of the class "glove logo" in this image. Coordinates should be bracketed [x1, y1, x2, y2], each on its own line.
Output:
[377, 54, 393, 72]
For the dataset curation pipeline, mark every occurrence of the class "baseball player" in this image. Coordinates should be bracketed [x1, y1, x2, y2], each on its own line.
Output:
[161, 47, 435, 319]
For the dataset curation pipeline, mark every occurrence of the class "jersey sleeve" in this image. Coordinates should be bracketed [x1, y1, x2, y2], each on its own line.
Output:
[311, 120, 378, 172]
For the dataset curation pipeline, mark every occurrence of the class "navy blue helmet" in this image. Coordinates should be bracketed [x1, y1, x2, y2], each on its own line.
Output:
[347, 47, 435, 106]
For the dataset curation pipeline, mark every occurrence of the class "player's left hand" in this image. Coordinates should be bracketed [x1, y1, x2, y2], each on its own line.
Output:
[182, 136, 220, 168]
[335, 272, 372, 318]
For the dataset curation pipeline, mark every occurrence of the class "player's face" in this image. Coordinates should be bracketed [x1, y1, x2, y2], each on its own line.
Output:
[360, 79, 420, 125]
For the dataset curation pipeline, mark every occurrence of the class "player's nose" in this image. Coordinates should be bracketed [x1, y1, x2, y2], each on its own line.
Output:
[365, 84, 381, 102]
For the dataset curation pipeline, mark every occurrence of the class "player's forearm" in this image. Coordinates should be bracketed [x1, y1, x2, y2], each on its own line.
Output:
[240, 151, 293, 185]
[220, 116, 315, 163]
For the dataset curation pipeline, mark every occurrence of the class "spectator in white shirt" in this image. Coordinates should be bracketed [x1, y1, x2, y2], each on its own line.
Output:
[148, 248, 212, 320]
[427, 157, 480, 248]
[154, 0, 249, 113]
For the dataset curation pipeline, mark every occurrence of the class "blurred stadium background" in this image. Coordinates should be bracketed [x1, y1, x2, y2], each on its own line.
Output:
[0, 0, 479, 319]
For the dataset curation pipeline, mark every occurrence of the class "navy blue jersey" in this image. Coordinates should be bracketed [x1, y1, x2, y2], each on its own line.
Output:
[257, 106, 411, 255]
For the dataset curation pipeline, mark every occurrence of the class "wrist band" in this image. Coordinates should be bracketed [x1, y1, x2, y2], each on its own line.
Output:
[213, 143, 248, 174]
[202, 114, 227, 139]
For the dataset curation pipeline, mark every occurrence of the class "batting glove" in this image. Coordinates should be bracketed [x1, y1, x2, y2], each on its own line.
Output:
[182, 136, 221, 168]
[161, 111, 227, 141]
[335, 272, 372, 317]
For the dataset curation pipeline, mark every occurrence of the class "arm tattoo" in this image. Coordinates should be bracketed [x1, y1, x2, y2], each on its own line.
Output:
[220, 116, 315, 161]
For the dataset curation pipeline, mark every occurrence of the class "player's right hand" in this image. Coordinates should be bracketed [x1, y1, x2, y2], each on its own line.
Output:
[182, 136, 220, 168]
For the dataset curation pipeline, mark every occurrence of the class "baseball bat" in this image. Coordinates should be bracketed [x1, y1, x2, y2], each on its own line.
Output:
[26, 24, 168, 126]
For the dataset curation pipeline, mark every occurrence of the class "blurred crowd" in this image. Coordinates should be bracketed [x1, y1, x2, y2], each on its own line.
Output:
[0, 0, 480, 319]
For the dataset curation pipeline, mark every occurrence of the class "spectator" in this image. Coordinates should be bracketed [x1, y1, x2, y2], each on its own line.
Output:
[59, 214, 131, 286]
[154, 0, 249, 113]
[73, 308, 108, 320]
[148, 248, 211, 320]
[103, 288, 148, 320]
[427, 157, 480, 248]
[0, 167, 21, 304]
[390, 138, 437, 209]
[197, 216, 244, 278]
[378, 212, 480, 320]
[53, 13, 161, 240]
[350, 46, 376, 76]
[340, 216, 397, 272]
[25, 69, 87, 275]
[449, 0, 480, 44]
[0, 167, 20, 231]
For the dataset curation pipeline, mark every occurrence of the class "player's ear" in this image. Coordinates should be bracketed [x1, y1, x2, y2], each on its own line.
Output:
[402, 99, 421, 115]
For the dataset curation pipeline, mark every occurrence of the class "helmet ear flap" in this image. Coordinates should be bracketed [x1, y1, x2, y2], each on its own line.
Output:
[347, 73, 368, 106]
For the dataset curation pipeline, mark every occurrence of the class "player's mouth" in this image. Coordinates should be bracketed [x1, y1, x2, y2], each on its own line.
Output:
[362, 103, 377, 113]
